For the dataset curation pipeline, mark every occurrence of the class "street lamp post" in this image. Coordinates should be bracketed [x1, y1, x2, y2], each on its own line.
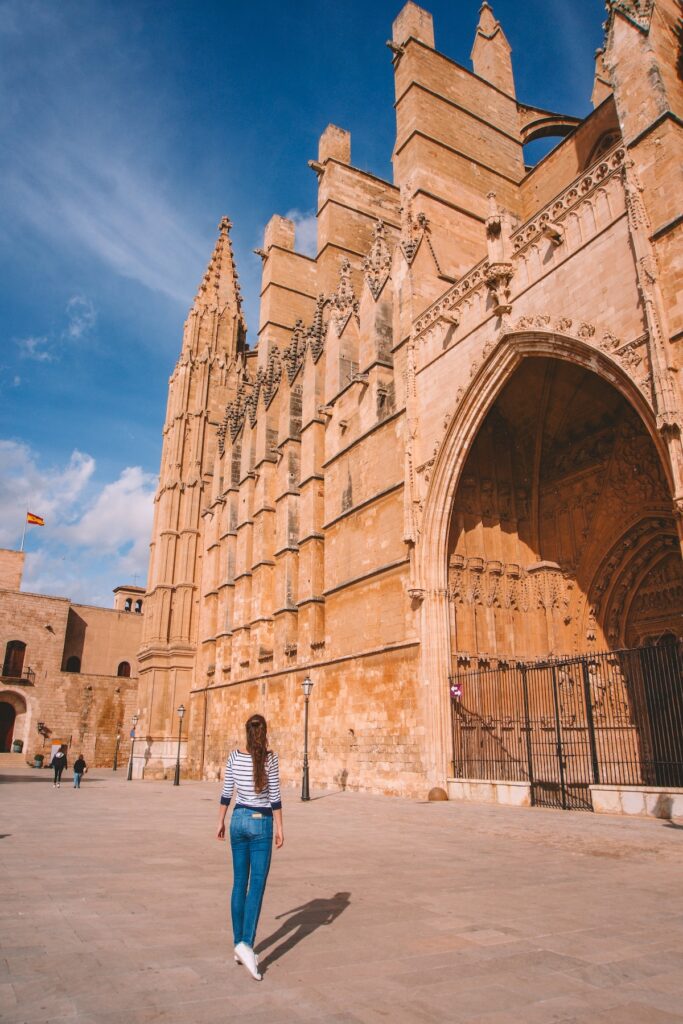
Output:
[127, 713, 139, 781]
[113, 731, 121, 771]
[301, 676, 314, 801]
[173, 704, 185, 786]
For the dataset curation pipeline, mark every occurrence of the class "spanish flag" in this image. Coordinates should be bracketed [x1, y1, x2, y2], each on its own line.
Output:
[26, 512, 45, 527]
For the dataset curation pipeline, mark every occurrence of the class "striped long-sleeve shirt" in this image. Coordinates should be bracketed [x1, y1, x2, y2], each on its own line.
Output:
[220, 750, 282, 814]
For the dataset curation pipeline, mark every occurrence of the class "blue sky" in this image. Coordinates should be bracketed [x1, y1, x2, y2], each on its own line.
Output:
[0, 0, 605, 605]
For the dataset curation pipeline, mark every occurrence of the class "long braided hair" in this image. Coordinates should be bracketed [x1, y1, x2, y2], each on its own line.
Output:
[246, 714, 269, 793]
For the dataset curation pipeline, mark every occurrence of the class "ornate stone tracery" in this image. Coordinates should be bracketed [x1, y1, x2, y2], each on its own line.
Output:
[363, 220, 393, 300]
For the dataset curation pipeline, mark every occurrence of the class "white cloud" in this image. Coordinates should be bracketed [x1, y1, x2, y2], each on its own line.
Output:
[15, 294, 97, 362]
[0, 440, 155, 603]
[285, 208, 318, 258]
[18, 335, 52, 361]
[60, 465, 155, 565]
[63, 294, 96, 340]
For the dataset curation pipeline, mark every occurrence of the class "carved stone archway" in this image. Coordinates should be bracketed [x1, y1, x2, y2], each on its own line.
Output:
[415, 328, 677, 790]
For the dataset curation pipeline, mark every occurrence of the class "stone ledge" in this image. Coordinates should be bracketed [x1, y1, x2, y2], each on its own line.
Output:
[447, 778, 531, 807]
[590, 784, 683, 820]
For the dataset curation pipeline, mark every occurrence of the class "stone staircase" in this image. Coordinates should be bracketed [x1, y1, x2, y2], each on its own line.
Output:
[0, 752, 28, 767]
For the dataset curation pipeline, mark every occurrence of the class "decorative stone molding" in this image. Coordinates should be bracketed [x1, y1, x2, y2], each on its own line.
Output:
[512, 146, 625, 255]
[331, 258, 359, 336]
[485, 263, 513, 316]
[363, 220, 393, 300]
[606, 0, 654, 34]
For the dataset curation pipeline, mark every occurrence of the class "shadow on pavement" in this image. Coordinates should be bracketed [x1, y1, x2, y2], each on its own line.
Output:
[256, 891, 351, 971]
[0, 773, 105, 784]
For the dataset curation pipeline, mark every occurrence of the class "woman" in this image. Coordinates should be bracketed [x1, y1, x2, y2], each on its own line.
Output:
[216, 714, 283, 981]
[50, 746, 67, 787]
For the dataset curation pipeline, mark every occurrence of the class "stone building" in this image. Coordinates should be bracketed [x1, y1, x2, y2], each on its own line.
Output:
[137, 0, 683, 798]
[0, 548, 143, 767]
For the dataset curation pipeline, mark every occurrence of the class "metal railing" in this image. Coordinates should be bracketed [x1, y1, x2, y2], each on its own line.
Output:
[450, 641, 683, 810]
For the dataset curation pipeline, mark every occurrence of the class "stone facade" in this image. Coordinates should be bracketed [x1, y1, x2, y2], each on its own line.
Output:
[137, 1, 683, 796]
[0, 556, 143, 766]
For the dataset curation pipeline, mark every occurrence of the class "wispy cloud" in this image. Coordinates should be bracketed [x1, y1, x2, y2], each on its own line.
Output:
[17, 335, 52, 362]
[16, 294, 97, 361]
[63, 294, 96, 340]
[0, 440, 155, 603]
[285, 208, 318, 258]
[0, 0, 210, 308]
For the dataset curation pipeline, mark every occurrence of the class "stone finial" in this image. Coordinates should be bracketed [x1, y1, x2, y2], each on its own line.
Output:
[264, 215, 295, 252]
[319, 124, 351, 165]
[470, 2, 515, 98]
[392, 2, 434, 48]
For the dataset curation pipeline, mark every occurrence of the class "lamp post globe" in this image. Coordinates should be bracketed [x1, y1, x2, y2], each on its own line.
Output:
[301, 676, 314, 801]
[173, 704, 185, 787]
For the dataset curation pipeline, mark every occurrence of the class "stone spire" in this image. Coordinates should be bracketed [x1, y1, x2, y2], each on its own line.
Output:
[470, 2, 515, 98]
[182, 216, 247, 359]
[193, 216, 243, 314]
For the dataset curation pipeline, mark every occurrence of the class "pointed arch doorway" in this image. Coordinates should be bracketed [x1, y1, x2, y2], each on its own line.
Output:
[417, 338, 682, 793]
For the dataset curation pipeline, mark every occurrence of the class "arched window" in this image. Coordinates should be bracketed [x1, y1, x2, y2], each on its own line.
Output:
[134, 599, 143, 614]
[124, 598, 132, 612]
[3, 640, 26, 678]
[65, 655, 81, 673]
[584, 130, 620, 169]
[117, 661, 131, 678]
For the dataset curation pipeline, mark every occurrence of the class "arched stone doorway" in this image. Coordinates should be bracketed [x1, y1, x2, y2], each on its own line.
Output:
[417, 333, 681, 789]
[0, 692, 28, 753]
[446, 357, 682, 665]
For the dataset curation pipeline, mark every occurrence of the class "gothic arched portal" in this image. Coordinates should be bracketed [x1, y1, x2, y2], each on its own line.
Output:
[446, 357, 682, 665]
[417, 337, 681, 789]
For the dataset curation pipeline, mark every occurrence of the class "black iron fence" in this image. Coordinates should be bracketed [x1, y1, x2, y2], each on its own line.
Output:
[450, 642, 683, 809]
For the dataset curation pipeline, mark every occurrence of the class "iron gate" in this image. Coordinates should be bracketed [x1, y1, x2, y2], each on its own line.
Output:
[450, 642, 683, 810]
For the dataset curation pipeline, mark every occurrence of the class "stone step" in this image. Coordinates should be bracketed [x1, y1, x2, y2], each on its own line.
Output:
[0, 752, 27, 766]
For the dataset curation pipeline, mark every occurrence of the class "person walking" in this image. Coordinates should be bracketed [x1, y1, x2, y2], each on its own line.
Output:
[73, 753, 87, 789]
[50, 746, 67, 788]
[216, 714, 283, 982]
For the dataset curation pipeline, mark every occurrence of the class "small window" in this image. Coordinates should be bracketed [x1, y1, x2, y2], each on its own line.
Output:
[65, 655, 81, 673]
[134, 599, 143, 614]
[3, 640, 26, 678]
[124, 598, 132, 612]
[117, 661, 131, 678]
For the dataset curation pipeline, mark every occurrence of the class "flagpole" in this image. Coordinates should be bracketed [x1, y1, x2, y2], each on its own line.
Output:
[20, 508, 27, 553]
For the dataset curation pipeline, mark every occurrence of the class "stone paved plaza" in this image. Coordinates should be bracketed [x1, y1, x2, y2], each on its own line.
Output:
[2, 766, 683, 1024]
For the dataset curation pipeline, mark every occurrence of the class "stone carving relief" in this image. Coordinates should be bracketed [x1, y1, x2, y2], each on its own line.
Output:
[330, 258, 359, 336]
[363, 220, 393, 300]
[606, 0, 654, 33]
[448, 555, 573, 617]
[485, 193, 514, 316]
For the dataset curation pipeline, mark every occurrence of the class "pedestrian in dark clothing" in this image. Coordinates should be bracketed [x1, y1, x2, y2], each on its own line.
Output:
[73, 754, 87, 789]
[50, 747, 67, 788]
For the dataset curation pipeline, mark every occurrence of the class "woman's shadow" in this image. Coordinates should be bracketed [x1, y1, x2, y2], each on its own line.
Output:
[256, 892, 351, 971]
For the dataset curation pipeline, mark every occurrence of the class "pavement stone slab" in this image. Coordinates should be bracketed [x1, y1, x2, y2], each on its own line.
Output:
[1, 766, 682, 1023]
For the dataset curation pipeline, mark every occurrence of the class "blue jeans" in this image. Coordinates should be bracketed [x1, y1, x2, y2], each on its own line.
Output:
[73, 773, 82, 788]
[229, 807, 273, 947]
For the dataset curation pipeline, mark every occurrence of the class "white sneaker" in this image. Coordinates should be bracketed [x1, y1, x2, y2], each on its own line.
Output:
[234, 942, 261, 981]
[234, 950, 259, 967]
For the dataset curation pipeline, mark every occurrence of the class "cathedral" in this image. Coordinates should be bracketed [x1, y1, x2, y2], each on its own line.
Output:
[135, 0, 683, 805]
